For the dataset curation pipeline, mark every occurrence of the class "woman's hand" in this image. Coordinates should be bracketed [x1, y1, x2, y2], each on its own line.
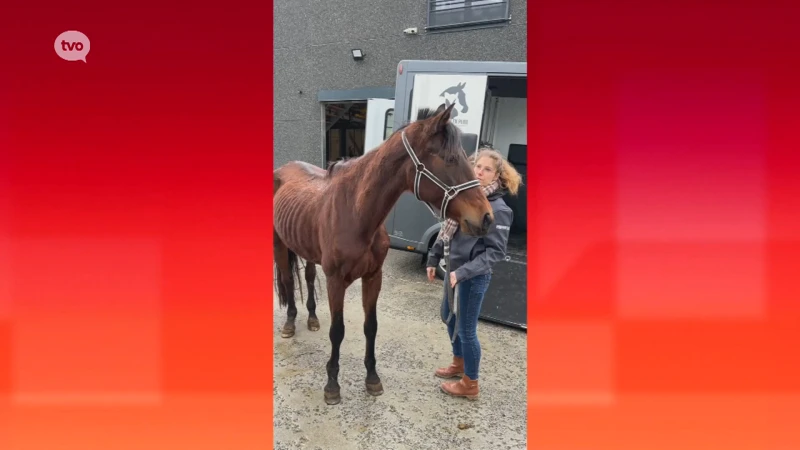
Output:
[449, 272, 457, 288]
[426, 267, 436, 282]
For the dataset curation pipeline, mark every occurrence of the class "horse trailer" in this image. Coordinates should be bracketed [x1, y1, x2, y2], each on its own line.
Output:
[362, 59, 528, 330]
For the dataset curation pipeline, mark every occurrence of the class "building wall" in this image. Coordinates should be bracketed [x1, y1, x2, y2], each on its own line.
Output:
[273, 0, 528, 168]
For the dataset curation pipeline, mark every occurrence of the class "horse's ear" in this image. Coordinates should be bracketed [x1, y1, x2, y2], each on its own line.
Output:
[433, 102, 455, 130]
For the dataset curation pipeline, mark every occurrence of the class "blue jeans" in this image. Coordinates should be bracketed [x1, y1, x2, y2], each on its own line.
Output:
[440, 273, 491, 380]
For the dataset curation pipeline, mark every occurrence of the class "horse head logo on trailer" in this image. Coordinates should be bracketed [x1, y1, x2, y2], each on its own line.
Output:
[439, 82, 469, 119]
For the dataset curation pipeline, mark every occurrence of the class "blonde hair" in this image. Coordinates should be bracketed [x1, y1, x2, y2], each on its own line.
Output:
[471, 147, 523, 196]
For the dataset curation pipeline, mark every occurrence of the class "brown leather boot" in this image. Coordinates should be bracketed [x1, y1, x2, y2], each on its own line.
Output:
[434, 356, 464, 379]
[440, 375, 479, 400]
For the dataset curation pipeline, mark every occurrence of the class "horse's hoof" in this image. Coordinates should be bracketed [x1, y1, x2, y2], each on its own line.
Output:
[280, 326, 295, 338]
[307, 318, 320, 331]
[366, 382, 384, 396]
[324, 391, 341, 405]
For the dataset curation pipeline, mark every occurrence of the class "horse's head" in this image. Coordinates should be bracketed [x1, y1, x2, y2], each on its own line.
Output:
[401, 103, 494, 236]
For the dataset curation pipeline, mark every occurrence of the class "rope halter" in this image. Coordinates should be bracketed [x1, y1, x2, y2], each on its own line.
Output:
[401, 130, 481, 223]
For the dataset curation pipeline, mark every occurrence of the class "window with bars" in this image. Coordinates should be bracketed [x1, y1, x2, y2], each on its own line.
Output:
[427, 0, 510, 31]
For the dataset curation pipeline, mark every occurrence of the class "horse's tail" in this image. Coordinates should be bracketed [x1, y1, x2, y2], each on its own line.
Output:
[273, 169, 289, 309]
[274, 247, 303, 309]
[272, 166, 305, 308]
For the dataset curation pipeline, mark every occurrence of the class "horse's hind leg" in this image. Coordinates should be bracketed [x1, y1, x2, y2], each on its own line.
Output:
[274, 233, 298, 338]
[305, 263, 320, 331]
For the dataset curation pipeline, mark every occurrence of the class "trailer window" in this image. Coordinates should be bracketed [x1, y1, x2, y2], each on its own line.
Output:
[384, 109, 394, 140]
[427, 0, 510, 31]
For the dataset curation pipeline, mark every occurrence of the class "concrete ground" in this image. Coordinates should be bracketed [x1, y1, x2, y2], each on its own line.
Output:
[273, 249, 528, 450]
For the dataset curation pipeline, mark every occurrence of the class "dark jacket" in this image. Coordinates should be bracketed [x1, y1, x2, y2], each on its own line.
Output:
[426, 189, 513, 282]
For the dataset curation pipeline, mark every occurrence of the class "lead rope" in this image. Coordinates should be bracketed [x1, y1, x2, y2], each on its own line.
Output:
[443, 239, 460, 344]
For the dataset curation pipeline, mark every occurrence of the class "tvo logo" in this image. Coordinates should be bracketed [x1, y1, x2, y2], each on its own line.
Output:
[54, 30, 90, 63]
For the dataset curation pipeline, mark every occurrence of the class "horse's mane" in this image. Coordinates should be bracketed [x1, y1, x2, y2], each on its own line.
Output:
[394, 107, 439, 133]
[325, 157, 356, 177]
[403, 107, 464, 161]
[325, 106, 463, 179]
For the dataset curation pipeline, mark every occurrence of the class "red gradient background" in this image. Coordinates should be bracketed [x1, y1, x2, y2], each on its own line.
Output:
[1, 1, 273, 449]
[3, 0, 800, 449]
[527, 1, 800, 449]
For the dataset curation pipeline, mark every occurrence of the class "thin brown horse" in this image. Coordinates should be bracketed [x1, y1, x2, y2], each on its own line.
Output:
[273, 103, 494, 405]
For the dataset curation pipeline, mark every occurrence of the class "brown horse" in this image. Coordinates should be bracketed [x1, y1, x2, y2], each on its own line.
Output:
[273, 103, 494, 405]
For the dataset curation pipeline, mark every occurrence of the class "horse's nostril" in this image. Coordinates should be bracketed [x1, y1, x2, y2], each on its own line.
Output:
[482, 212, 493, 229]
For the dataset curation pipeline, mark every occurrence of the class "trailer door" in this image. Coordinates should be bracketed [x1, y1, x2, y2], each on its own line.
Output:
[363, 98, 395, 153]
[408, 73, 488, 154]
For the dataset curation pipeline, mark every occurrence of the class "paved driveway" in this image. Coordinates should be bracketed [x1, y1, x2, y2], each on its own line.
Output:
[273, 249, 528, 450]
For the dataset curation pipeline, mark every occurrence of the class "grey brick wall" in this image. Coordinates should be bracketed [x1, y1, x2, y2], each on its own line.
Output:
[273, 0, 527, 168]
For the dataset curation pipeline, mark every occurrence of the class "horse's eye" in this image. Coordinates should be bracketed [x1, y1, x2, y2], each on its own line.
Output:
[445, 155, 457, 165]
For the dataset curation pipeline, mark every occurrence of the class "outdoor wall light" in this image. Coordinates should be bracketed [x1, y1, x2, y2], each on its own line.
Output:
[351, 49, 365, 61]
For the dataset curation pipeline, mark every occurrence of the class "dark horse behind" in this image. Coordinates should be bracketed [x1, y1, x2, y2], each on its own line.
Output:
[273, 103, 494, 405]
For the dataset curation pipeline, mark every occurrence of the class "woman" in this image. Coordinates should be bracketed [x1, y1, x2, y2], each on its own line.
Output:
[425, 146, 522, 400]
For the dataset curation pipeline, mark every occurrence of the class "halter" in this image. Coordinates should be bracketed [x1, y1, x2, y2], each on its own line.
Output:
[401, 130, 481, 223]
[401, 129, 481, 345]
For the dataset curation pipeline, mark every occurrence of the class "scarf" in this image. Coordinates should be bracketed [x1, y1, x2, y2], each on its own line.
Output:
[438, 178, 500, 344]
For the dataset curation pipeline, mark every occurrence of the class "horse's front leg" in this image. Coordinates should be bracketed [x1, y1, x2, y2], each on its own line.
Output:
[324, 275, 346, 405]
[361, 268, 383, 396]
